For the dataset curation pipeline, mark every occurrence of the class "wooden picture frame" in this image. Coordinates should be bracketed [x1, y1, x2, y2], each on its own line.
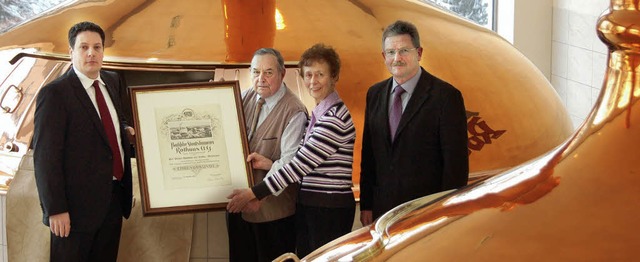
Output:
[130, 81, 253, 216]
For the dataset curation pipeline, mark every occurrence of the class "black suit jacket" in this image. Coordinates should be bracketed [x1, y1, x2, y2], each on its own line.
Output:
[33, 69, 133, 232]
[360, 67, 469, 219]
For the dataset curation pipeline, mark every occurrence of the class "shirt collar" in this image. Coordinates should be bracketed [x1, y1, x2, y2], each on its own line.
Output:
[73, 65, 104, 90]
[312, 91, 341, 118]
[392, 67, 422, 95]
[256, 82, 287, 109]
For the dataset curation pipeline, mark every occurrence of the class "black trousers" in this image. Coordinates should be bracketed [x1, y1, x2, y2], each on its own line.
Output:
[226, 212, 296, 262]
[295, 203, 355, 258]
[49, 181, 124, 262]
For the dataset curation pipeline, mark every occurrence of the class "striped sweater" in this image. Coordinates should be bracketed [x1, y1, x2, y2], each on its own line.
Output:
[252, 101, 356, 208]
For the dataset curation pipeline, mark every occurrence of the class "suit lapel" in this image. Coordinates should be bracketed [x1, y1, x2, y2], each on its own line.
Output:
[68, 69, 110, 146]
[395, 68, 432, 140]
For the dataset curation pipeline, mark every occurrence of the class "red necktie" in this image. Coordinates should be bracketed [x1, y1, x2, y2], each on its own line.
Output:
[389, 86, 405, 142]
[93, 80, 123, 180]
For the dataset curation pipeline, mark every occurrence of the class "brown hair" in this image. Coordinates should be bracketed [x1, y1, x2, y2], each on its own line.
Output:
[298, 43, 341, 80]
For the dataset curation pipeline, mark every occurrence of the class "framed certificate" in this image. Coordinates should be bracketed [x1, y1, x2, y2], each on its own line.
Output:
[130, 81, 253, 216]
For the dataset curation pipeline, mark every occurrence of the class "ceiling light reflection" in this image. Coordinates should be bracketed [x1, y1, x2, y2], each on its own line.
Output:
[275, 8, 285, 30]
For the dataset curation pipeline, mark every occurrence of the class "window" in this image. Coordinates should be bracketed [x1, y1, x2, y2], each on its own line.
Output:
[0, 0, 67, 33]
[422, 0, 495, 31]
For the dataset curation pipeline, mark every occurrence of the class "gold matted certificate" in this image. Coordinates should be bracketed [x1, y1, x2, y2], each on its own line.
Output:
[130, 81, 252, 216]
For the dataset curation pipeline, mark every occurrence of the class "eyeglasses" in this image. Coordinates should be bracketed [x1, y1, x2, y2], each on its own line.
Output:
[251, 69, 275, 78]
[384, 48, 416, 57]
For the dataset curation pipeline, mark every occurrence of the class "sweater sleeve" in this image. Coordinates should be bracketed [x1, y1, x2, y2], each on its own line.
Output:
[252, 103, 355, 199]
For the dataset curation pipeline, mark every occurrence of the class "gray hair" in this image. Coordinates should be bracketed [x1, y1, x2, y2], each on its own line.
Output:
[382, 20, 421, 49]
[253, 48, 286, 73]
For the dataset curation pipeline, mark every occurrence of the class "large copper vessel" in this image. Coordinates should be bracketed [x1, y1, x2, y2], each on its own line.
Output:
[299, 0, 640, 260]
[0, 0, 574, 261]
[0, 0, 572, 188]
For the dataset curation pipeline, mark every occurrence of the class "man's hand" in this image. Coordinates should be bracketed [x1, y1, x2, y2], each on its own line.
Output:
[125, 126, 135, 136]
[242, 199, 262, 213]
[125, 126, 135, 143]
[360, 210, 373, 226]
[226, 188, 257, 213]
[246, 153, 273, 171]
[49, 212, 71, 237]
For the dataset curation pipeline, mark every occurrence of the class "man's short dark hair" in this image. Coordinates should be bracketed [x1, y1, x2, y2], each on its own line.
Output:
[382, 20, 421, 49]
[253, 48, 286, 73]
[298, 43, 341, 80]
[68, 21, 105, 48]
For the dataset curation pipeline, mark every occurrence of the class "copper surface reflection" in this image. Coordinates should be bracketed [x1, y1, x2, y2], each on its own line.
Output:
[0, 0, 582, 261]
[222, 0, 276, 62]
[391, 1, 640, 259]
[302, 0, 640, 260]
[0, 0, 573, 188]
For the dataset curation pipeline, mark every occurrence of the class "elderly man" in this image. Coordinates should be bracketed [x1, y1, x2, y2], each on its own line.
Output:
[226, 48, 307, 262]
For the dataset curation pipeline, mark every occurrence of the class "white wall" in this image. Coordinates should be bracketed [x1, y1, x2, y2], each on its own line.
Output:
[496, 0, 553, 80]
[496, 0, 514, 43]
[498, 0, 609, 130]
[551, 0, 609, 129]
[515, 0, 553, 79]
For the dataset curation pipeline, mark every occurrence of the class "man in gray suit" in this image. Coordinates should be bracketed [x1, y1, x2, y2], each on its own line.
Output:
[33, 21, 134, 261]
[360, 20, 469, 225]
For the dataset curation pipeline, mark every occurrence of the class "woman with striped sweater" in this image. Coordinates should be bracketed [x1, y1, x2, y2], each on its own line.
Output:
[227, 43, 356, 257]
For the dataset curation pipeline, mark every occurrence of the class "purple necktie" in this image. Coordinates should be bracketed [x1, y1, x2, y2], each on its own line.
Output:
[93, 80, 123, 180]
[389, 86, 405, 142]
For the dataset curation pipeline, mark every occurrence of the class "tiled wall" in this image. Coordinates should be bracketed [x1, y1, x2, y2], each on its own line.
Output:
[189, 212, 230, 262]
[1, 193, 6, 262]
[551, 0, 609, 129]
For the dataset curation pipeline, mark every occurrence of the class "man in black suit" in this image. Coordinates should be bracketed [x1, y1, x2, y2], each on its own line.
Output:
[360, 20, 469, 225]
[33, 21, 134, 261]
